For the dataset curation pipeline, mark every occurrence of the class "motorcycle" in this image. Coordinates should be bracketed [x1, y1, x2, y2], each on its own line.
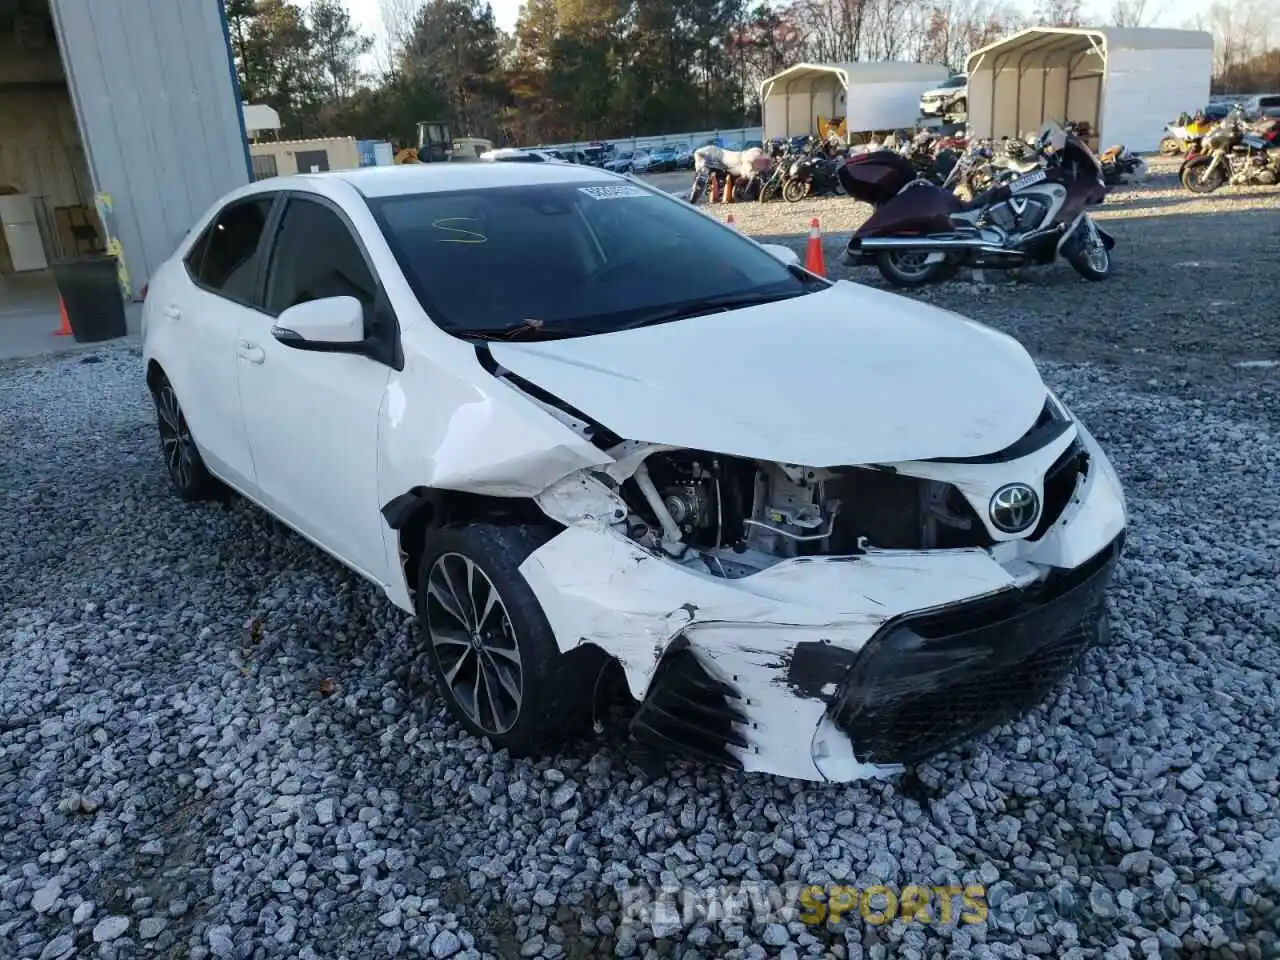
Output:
[1159, 112, 1218, 155]
[1098, 145, 1148, 186]
[1180, 109, 1280, 193]
[942, 138, 1040, 200]
[783, 147, 847, 202]
[840, 119, 1115, 287]
[688, 166, 720, 204]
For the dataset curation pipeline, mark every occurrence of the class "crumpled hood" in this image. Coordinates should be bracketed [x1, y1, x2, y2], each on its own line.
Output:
[489, 281, 1047, 466]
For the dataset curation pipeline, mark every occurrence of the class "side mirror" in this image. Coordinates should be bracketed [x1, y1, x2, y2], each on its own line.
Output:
[272, 296, 365, 350]
[759, 243, 800, 267]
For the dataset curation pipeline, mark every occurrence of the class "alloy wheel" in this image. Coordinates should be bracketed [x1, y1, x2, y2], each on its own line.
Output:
[156, 384, 196, 490]
[425, 552, 524, 735]
[1084, 228, 1109, 273]
[888, 251, 935, 279]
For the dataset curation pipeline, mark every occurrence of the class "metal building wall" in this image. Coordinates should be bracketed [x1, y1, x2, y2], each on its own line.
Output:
[48, 0, 250, 299]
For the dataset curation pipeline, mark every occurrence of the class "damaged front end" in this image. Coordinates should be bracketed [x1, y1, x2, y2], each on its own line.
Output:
[490, 356, 1127, 782]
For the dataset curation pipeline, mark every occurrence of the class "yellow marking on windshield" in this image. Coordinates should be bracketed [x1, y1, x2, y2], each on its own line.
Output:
[432, 218, 488, 244]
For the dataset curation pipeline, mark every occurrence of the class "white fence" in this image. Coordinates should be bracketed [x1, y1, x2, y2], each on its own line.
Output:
[533, 127, 764, 154]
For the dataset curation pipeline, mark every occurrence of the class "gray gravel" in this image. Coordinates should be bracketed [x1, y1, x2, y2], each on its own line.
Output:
[1, 172, 1278, 960]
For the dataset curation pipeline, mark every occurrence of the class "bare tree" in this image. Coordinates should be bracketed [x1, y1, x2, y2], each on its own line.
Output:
[1108, 0, 1161, 27]
[377, 0, 424, 77]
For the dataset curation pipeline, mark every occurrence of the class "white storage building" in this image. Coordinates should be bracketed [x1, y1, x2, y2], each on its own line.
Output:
[965, 27, 1214, 154]
[761, 62, 952, 143]
[0, 0, 247, 300]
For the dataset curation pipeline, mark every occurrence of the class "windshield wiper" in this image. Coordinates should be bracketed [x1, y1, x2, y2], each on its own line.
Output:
[453, 319, 560, 341]
[604, 290, 807, 333]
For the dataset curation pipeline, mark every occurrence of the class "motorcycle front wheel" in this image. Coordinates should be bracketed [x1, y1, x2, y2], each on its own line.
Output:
[875, 251, 958, 288]
[1181, 159, 1225, 194]
[759, 181, 781, 203]
[1066, 221, 1112, 282]
[1159, 137, 1182, 156]
[783, 180, 808, 203]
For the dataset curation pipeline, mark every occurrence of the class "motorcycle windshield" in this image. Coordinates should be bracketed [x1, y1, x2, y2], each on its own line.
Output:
[1061, 134, 1102, 178]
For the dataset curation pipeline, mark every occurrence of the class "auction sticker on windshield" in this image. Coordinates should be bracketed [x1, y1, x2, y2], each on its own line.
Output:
[1010, 170, 1047, 192]
[578, 184, 651, 200]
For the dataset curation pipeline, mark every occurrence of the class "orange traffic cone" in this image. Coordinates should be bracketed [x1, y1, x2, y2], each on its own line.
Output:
[54, 296, 72, 337]
[804, 218, 827, 277]
[723, 175, 735, 204]
[708, 173, 721, 204]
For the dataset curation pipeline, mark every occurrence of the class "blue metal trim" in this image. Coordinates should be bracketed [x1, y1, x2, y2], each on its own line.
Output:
[217, 0, 253, 180]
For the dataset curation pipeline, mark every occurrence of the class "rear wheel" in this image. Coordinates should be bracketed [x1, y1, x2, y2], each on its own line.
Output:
[782, 180, 808, 203]
[151, 375, 221, 501]
[875, 250, 956, 287]
[1182, 158, 1225, 194]
[759, 180, 781, 203]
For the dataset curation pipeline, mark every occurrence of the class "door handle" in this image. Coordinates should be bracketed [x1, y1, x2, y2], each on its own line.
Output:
[237, 339, 265, 365]
[164, 305, 181, 321]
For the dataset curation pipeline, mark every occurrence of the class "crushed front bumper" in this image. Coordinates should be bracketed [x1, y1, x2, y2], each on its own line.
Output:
[826, 535, 1118, 767]
[518, 423, 1127, 782]
[625, 535, 1119, 776]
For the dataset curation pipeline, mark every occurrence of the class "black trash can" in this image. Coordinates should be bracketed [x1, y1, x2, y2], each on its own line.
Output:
[52, 255, 128, 344]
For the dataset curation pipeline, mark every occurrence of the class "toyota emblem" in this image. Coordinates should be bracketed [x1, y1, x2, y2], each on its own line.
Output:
[989, 483, 1040, 534]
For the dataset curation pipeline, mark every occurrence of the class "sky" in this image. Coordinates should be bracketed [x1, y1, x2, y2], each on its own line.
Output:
[338, 0, 1204, 61]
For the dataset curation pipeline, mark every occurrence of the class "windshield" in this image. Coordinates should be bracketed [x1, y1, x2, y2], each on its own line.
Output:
[1036, 119, 1068, 152]
[368, 182, 817, 338]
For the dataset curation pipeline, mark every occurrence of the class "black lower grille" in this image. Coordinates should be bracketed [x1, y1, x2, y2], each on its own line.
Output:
[630, 647, 748, 768]
[831, 537, 1121, 767]
[1033, 438, 1090, 539]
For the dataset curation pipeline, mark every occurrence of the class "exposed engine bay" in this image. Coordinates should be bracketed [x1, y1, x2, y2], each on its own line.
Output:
[469, 343, 1125, 782]
[617, 449, 994, 578]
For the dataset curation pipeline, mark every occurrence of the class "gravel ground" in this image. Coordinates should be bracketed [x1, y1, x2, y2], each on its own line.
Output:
[1, 163, 1278, 960]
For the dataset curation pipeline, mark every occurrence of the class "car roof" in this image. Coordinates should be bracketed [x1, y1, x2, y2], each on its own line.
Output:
[304, 162, 628, 198]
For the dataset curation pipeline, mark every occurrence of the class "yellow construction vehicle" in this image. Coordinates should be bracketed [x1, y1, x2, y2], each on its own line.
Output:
[392, 121, 454, 163]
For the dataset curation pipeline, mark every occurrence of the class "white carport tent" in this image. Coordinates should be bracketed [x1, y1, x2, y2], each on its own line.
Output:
[965, 27, 1213, 154]
[760, 62, 952, 143]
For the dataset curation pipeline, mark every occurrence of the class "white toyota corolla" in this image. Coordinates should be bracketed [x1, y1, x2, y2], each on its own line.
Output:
[141, 162, 1127, 782]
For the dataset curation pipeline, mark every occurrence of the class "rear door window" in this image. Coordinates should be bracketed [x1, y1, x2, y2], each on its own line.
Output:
[186, 196, 276, 306]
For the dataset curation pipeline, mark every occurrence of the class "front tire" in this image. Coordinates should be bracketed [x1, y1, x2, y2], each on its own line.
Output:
[1182, 159, 1225, 194]
[151, 376, 221, 501]
[1066, 221, 1112, 282]
[875, 250, 954, 287]
[1159, 137, 1181, 156]
[417, 524, 604, 755]
[782, 180, 808, 203]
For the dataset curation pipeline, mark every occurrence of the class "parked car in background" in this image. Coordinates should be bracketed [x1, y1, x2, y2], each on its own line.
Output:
[1242, 94, 1280, 120]
[605, 149, 650, 174]
[603, 150, 635, 172]
[646, 146, 679, 172]
[672, 142, 694, 168]
[479, 148, 547, 163]
[721, 141, 743, 152]
[743, 140, 763, 151]
[919, 73, 968, 118]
